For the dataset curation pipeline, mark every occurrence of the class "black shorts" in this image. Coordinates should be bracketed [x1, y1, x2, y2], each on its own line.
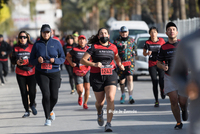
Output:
[73, 71, 90, 85]
[90, 70, 118, 92]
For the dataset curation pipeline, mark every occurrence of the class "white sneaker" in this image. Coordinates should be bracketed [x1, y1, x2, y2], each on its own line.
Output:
[50, 111, 55, 120]
[44, 119, 51, 126]
[1, 83, 5, 86]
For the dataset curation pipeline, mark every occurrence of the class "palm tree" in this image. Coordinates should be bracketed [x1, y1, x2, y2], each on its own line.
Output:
[162, 0, 168, 22]
[189, 0, 197, 18]
[180, 0, 186, 19]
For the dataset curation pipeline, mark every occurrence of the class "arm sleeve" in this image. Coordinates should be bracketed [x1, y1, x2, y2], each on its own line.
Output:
[5, 42, 12, 57]
[86, 45, 94, 55]
[11, 46, 17, 64]
[157, 47, 165, 62]
[143, 42, 148, 50]
[29, 43, 39, 66]
[54, 41, 65, 65]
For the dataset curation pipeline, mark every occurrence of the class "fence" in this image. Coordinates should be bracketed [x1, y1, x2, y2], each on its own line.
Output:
[150, 17, 200, 39]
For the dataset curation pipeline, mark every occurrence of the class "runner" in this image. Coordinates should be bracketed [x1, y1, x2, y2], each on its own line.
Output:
[63, 35, 77, 94]
[11, 31, 37, 118]
[113, 26, 137, 104]
[143, 26, 165, 107]
[80, 28, 124, 132]
[157, 22, 188, 129]
[0, 34, 12, 85]
[66, 35, 90, 109]
[30, 24, 65, 126]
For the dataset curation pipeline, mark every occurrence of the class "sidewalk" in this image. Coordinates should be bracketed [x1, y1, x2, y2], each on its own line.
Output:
[0, 70, 189, 134]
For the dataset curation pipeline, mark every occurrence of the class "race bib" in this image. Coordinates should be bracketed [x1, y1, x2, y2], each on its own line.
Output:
[41, 63, 52, 69]
[101, 65, 113, 75]
[122, 61, 131, 67]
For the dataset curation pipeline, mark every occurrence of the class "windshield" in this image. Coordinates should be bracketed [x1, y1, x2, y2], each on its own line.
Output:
[110, 30, 148, 42]
[136, 37, 168, 49]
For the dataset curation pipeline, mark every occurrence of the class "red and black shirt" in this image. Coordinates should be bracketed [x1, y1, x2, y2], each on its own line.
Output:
[144, 37, 165, 67]
[11, 43, 35, 76]
[157, 40, 180, 75]
[86, 42, 118, 73]
[63, 43, 78, 65]
[69, 45, 90, 73]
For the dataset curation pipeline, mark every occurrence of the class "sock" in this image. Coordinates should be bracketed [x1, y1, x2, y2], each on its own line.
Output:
[129, 95, 132, 98]
[122, 93, 125, 96]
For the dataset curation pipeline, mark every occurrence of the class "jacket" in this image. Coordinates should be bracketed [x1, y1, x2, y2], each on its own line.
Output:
[29, 37, 65, 73]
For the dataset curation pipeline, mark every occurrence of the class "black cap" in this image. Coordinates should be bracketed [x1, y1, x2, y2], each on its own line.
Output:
[41, 24, 51, 32]
[0, 34, 3, 38]
[166, 22, 177, 31]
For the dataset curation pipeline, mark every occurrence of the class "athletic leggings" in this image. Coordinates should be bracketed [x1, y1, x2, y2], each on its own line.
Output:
[16, 74, 36, 112]
[149, 65, 164, 102]
[65, 64, 75, 90]
[0, 61, 8, 83]
[35, 70, 61, 119]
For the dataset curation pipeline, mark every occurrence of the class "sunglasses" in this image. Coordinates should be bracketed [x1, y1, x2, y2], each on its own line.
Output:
[19, 36, 27, 39]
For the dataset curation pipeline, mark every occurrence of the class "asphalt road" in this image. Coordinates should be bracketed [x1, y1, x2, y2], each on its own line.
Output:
[0, 70, 189, 134]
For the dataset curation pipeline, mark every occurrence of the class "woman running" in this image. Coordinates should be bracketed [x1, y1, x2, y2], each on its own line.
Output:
[66, 35, 90, 109]
[63, 35, 77, 94]
[30, 24, 65, 126]
[80, 28, 124, 132]
[143, 26, 166, 107]
[11, 31, 37, 118]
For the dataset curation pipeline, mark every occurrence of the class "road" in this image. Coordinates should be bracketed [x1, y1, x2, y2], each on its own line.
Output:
[0, 70, 189, 134]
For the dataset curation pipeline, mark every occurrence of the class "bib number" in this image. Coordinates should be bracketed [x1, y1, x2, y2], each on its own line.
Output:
[122, 61, 131, 67]
[100, 65, 113, 75]
[41, 63, 52, 69]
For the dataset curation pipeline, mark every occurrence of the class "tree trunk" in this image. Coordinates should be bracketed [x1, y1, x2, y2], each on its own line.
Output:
[156, 0, 163, 32]
[180, 0, 186, 19]
[110, 5, 115, 18]
[136, 0, 141, 16]
[189, 0, 197, 18]
[156, 0, 162, 23]
[171, 0, 180, 20]
[92, 4, 99, 31]
[162, 0, 168, 22]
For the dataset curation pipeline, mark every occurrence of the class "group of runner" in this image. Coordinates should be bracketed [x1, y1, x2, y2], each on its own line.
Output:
[1, 21, 190, 132]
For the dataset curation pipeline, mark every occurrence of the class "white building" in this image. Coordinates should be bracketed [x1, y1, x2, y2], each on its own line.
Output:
[12, 0, 62, 38]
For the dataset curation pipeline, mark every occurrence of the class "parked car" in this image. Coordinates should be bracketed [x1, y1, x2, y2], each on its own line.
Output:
[133, 33, 168, 80]
[109, 21, 149, 43]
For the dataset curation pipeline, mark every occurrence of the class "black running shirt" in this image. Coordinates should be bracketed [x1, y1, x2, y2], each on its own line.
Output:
[87, 42, 118, 73]
[157, 40, 180, 75]
[144, 37, 165, 67]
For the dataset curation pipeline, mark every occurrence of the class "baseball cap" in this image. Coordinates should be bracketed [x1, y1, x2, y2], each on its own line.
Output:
[78, 35, 86, 40]
[166, 22, 178, 31]
[120, 26, 129, 32]
[41, 24, 51, 32]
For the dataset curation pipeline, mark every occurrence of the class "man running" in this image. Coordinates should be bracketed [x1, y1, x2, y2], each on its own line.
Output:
[113, 26, 137, 104]
[157, 22, 188, 129]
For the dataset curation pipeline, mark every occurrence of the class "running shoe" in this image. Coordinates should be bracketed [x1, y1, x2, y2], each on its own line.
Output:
[83, 104, 88, 109]
[174, 123, 183, 130]
[44, 119, 51, 126]
[154, 102, 159, 107]
[70, 89, 76, 95]
[1, 83, 5, 86]
[129, 96, 135, 104]
[22, 112, 30, 118]
[50, 111, 55, 120]
[31, 106, 37, 115]
[78, 96, 82, 106]
[97, 110, 104, 126]
[182, 110, 188, 121]
[120, 94, 125, 104]
[105, 122, 112, 132]
[160, 89, 166, 99]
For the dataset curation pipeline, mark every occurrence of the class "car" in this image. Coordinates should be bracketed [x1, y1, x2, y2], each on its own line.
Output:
[133, 33, 168, 80]
[109, 21, 149, 43]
